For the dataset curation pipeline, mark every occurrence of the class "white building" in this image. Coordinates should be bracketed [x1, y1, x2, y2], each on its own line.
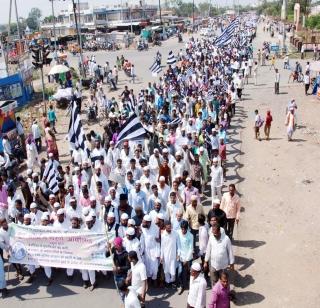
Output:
[41, 2, 158, 36]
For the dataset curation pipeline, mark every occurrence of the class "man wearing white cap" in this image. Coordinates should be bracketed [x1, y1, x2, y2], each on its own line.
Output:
[140, 214, 160, 284]
[128, 181, 148, 213]
[40, 213, 53, 285]
[187, 262, 207, 308]
[50, 201, 60, 223]
[31, 172, 40, 195]
[149, 200, 168, 224]
[31, 119, 42, 152]
[158, 176, 171, 208]
[23, 214, 36, 283]
[160, 221, 178, 286]
[29, 202, 43, 226]
[105, 211, 119, 242]
[53, 209, 69, 229]
[106, 140, 120, 170]
[162, 148, 175, 168]
[172, 151, 186, 179]
[149, 148, 163, 179]
[123, 227, 142, 260]
[118, 213, 129, 238]
[66, 198, 82, 222]
[210, 128, 220, 154]
[210, 157, 224, 199]
[120, 140, 134, 170]
[141, 179, 152, 200]
[82, 215, 97, 291]
[140, 166, 156, 186]
[100, 195, 119, 224]
[89, 210, 104, 233]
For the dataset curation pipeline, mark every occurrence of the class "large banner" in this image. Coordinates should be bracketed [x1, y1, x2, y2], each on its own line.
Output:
[9, 224, 113, 271]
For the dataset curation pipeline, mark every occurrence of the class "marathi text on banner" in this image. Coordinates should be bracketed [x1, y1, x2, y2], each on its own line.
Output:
[9, 224, 113, 271]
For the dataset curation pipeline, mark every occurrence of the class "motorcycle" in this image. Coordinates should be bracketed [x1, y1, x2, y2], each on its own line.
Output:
[86, 105, 97, 122]
[153, 40, 162, 47]
[137, 42, 148, 51]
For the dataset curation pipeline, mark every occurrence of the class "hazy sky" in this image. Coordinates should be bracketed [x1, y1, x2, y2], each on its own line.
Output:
[0, 0, 253, 25]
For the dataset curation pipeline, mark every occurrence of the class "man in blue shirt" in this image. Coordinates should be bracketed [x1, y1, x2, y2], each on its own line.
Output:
[177, 220, 194, 294]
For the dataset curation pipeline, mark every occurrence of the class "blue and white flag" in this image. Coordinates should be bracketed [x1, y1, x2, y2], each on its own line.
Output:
[149, 60, 162, 74]
[116, 114, 147, 146]
[167, 51, 176, 66]
[215, 18, 239, 46]
[169, 117, 182, 126]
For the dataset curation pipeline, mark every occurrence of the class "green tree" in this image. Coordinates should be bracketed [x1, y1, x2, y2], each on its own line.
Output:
[198, 2, 211, 17]
[171, 0, 198, 17]
[26, 7, 42, 31]
[43, 15, 54, 23]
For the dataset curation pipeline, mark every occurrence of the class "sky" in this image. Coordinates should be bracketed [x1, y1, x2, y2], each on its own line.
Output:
[0, 0, 254, 25]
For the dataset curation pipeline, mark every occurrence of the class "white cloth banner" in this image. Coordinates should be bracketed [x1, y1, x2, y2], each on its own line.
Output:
[9, 224, 113, 271]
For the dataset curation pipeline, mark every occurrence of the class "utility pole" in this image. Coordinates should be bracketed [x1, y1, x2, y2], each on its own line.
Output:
[50, 0, 58, 59]
[192, 0, 195, 30]
[72, 0, 85, 78]
[158, 0, 162, 25]
[14, 0, 25, 90]
[130, 7, 133, 33]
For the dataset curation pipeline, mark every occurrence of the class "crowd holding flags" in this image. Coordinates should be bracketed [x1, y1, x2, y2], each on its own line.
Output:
[215, 17, 240, 47]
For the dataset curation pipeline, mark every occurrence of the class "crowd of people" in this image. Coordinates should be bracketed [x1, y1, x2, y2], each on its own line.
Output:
[0, 16, 261, 307]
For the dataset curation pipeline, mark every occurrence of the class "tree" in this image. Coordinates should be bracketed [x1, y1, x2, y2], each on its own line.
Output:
[26, 17, 38, 31]
[43, 15, 54, 24]
[171, 0, 199, 17]
[29, 8, 42, 20]
[26, 8, 42, 31]
[198, 2, 211, 17]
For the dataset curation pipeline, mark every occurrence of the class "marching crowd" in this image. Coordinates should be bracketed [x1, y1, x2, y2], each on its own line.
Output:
[0, 16, 259, 308]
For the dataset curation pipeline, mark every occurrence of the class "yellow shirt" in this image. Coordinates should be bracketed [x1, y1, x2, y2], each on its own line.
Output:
[185, 204, 205, 230]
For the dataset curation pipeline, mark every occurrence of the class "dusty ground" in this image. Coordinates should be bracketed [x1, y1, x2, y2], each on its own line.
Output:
[232, 25, 320, 307]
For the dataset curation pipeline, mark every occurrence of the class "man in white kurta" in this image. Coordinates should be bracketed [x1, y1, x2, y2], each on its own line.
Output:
[140, 215, 160, 282]
[82, 215, 97, 290]
[106, 141, 120, 170]
[210, 157, 224, 200]
[149, 149, 163, 178]
[41, 213, 53, 285]
[123, 227, 142, 260]
[160, 221, 178, 284]
[90, 166, 109, 196]
[26, 140, 39, 169]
